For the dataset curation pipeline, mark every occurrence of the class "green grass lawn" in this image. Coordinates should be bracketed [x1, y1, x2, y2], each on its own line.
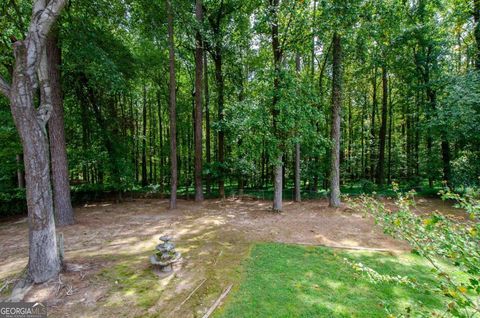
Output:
[216, 243, 451, 318]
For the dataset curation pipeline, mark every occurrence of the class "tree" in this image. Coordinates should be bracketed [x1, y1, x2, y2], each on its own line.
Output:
[167, 0, 177, 209]
[0, 0, 66, 283]
[194, 0, 204, 202]
[206, 0, 232, 200]
[329, 31, 342, 208]
[474, 0, 480, 70]
[46, 29, 74, 226]
[141, 84, 148, 186]
[270, 0, 283, 211]
[376, 65, 388, 186]
[294, 53, 301, 202]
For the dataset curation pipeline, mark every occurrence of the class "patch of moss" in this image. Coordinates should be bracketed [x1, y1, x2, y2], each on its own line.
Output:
[99, 259, 163, 310]
[0, 279, 15, 299]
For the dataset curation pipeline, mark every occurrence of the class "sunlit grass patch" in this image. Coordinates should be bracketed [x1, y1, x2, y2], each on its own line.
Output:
[217, 243, 451, 318]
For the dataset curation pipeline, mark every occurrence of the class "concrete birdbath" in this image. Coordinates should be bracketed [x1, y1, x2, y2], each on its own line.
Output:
[150, 236, 181, 273]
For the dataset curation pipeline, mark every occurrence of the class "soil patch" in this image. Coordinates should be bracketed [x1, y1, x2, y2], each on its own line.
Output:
[0, 197, 455, 317]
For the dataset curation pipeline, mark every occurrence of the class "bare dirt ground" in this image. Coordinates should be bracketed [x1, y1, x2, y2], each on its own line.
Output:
[0, 197, 459, 317]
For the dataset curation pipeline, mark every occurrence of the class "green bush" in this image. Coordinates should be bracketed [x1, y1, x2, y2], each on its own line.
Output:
[356, 185, 480, 317]
[360, 179, 375, 193]
[0, 188, 27, 216]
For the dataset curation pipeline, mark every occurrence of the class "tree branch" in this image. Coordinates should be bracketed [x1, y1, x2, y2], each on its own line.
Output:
[36, 48, 52, 127]
[0, 76, 11, 99]
[279, 0, 298, 52]
[25, 0, 67, 87]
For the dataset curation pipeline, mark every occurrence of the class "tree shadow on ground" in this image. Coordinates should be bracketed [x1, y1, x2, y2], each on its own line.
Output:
[217, 243, 448, 318]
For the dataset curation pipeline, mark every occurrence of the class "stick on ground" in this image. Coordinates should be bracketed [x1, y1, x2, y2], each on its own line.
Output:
[179, 278, 207, 307]
[202, 284, 233, 318]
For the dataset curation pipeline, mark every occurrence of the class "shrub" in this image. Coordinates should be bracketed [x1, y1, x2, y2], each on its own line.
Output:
[353, 184, 480, 317]
[360, 179, 375, 193]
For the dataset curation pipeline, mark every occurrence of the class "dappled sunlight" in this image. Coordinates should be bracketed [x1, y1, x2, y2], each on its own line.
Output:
[338, 239, 361, 247]
[219, 243, 446, 317]
[0, 197, 445, 316]
[324, 279, 342, 290]
[0, 257, 27, 280]
[298, 292, 350, 315]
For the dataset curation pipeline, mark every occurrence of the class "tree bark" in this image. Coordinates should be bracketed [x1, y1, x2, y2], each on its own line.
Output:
[370, 67, 377, 181]
[474, 0, 480, 70]
[270, 0, 283, 211]
[273, 154, 283, 211]
[329, 32, 342, 208]
[294, 53, 301, 202]
[214, 52, 225, 199]
[347, 97, 352, 178]
[0, 0, 67, 283]
[204, 51, 211, 196]
[294, 143, 301, 202]
[157, 92, 164, 192]
[387, 75, 393, 184]
[194, 0, 204, 201]
[167, 0, 177, 209]
[149, 99, 154, 182]
[142, 85, 148, 186]
[16, 154, 25, 188]
[46, 29, 74, 226]
[441, 140, 451, 184]
[310, 0, 317, 77]
[376, 66, 388, 186]
[361, 93, 367, 178]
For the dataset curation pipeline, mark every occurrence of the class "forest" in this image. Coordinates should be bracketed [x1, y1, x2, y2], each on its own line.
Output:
[0, 0, 479, 317]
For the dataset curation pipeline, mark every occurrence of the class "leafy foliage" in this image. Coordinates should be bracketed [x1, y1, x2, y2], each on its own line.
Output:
[355, 185, 480, 317]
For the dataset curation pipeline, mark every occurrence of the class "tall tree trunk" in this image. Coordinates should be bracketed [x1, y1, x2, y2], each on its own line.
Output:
[237, 67, 246, 196]
[128, 95, 134, 181]
[273, 153, 283, 210]
[376, 66, 388, 186]
[80, 95, 89, 182]
[310, 0, 317, 77]
[16, 154, 25, 188]
[142, 85, 148, 186]
[214, 52, 225, 198]
[149, 100, 154, 182]
[361, 93, 366, 178]
[157, 92, 164, 193]
[319, 42, 332, 192]
[347, 97, 352, 179]
[441, 140, 451, 184]
[270, 0, 283, 211]
[294, 143, 301, 202]
[294, 53, 301, 202]
[135, 103, 139, 183]
[204, 51, 211, 196]
[426, 99, 434, 187]
[329, 32, 342, 208]
[387, 76, 393, 184]
[474, 0, 480, 70]
[0, 0, 67, 283]
[406, 101, 412, 178]
[167, 0, 177, 209]
[194, 0, 204, 201]
[46, 30, 74, 226]
[261, 142, 266, 187]
[370, 67, 377, 181]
